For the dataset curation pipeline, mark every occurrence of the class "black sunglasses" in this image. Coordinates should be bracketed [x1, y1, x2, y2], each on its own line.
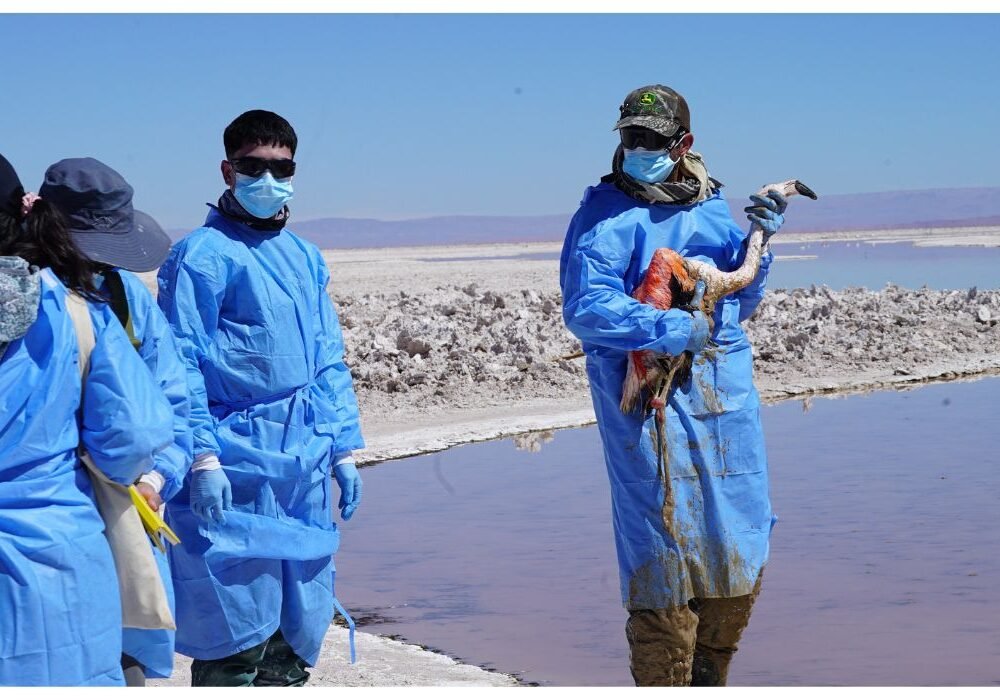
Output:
[620, 127, 685, 152]
[230, 156, 296, 180]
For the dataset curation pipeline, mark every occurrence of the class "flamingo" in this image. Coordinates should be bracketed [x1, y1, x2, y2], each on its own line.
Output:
[620, 179, 818, 480]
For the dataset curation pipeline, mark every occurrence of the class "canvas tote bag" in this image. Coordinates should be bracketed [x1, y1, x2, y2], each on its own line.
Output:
[65, 290, 175, 631]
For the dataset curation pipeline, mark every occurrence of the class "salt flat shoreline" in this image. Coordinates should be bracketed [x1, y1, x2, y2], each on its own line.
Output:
[325, 235, 999, 466]
[149, 626, 520, 687]
[356, 359, 1000, 467]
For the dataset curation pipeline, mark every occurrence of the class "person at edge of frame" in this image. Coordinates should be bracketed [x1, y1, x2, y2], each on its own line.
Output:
[0, 152, 174, 686]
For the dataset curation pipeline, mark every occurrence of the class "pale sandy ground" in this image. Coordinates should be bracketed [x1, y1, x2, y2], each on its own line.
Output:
[142, 226, 999, 686]
[150, 627, 518, 687]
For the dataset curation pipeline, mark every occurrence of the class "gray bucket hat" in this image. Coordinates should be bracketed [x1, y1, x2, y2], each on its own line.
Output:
[39, 158, 171, 273]
[613, 84, 691, 138]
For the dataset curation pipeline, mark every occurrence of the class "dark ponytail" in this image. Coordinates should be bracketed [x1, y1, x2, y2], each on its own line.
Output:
[0, 210, 19, 256]
[0, 199, 106, 301]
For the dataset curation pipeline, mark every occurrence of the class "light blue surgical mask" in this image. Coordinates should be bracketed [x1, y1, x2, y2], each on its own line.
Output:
[622, 147, 677, 184]
[233, 171, 294, 219]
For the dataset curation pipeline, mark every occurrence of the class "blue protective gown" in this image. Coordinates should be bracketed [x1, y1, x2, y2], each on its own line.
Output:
[560, 181, 775, 611]
[156, 207, 365, 664]
[97, 269, 193, 679]
[0, 270, 174, 686]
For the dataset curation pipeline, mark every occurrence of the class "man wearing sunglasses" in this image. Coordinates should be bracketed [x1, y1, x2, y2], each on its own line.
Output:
[156, 109, 365, 686]
[560, 85, 787, 686]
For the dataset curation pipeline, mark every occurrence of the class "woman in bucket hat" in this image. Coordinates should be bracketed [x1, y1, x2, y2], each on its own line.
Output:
[39, 157, 194, 686]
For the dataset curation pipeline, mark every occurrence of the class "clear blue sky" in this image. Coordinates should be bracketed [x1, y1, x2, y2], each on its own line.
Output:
[2, 14, 998, 229]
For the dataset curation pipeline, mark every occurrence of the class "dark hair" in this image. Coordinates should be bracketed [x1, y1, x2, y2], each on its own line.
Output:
[224, 110, 298, 158]
[0, 200, 105, 301]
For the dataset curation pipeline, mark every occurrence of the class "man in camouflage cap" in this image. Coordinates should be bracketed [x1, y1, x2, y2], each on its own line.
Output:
[608, 84, 718, 206]
[560, 85, 788, 685]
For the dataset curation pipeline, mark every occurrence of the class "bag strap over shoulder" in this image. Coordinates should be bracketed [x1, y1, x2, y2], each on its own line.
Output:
[104, 269, 141, 351]
[64, 290, 114, 485]
[64, 284, 177, 631]
[64, 290, 96, 385]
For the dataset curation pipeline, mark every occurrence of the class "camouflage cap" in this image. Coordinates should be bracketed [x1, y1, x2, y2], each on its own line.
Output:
[613, 85, 691, 138]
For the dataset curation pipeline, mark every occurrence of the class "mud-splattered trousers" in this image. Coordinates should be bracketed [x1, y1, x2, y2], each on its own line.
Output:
[560, 182, 776, 684]
[627, 572, 763, 685]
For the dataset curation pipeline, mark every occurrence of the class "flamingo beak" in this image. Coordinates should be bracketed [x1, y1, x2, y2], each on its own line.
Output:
[793, 181, 819, 200]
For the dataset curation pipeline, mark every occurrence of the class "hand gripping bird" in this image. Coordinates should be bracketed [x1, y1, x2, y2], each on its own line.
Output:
[620, 179, 818, 482]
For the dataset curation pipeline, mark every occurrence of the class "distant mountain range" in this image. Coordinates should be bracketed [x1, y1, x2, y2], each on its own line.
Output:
[768, 187, 1000, 233]
[167, 187, 1000, 248]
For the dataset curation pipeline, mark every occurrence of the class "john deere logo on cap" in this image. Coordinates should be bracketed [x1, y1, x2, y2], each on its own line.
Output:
[639, 92, 656, 106]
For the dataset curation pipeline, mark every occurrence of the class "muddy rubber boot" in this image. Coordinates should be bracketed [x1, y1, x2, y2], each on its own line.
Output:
[689, 572, 765, 686]
[690, 653, 723, 686]
[625, 605, 699, 686]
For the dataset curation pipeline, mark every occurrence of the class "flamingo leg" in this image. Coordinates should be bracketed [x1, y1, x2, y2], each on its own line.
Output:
[647, 357, 685, 538]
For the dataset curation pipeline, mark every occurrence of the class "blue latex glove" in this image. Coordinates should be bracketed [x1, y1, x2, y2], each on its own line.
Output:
[685, 311, 710, 354]
[333, 461, 363, 520]
[683, 280, 710, 354]
[189, 466, 233, 523]
[683, 280, 707, 311]
[744, 189, 788, 241]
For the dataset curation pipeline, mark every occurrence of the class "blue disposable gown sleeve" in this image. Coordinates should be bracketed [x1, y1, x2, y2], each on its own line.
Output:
[131, 277, 194, 502]
[156, 247, 223, 457]
[313, 253, 365, 454]
[561, 219, 696, 355]
[81, 305, 175, 485]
